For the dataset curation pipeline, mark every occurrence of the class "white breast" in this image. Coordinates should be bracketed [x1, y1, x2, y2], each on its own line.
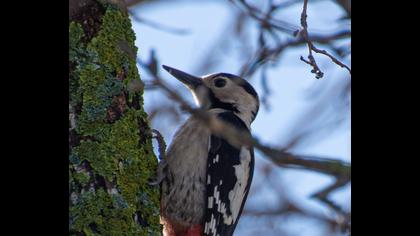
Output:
[161, 116, 211, 225]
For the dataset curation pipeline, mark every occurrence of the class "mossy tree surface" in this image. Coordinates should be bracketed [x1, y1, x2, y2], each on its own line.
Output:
[69, 1, 161, 235]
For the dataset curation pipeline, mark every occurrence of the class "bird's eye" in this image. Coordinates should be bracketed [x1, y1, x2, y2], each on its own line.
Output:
[214, 78, 226, 88]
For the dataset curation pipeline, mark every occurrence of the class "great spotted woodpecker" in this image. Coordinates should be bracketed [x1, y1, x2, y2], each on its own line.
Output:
[159, 65, 259, 236]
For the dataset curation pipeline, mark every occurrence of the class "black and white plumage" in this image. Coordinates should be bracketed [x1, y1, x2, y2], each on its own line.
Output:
[203, 112, 254, 236]
[159, 65, 259, 236]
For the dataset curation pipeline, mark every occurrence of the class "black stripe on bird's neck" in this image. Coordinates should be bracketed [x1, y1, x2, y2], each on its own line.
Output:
[208, 89, 239, 113]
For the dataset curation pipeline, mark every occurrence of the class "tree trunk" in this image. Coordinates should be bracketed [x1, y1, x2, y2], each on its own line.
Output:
[69, 0, 161, 235]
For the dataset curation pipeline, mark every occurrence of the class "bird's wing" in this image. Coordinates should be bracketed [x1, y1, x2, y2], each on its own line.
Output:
[203, 112, 255, 236]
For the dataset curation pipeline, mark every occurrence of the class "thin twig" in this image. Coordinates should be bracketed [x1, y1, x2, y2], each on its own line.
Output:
[240, 30, 350, 77]
[140, 59, 351, 183]
[311, 178, 351, 233]
[311, 46, 352, 72]
[231, 0, 299, 35]
[129, 10, 190, 35]
[299, 0, 351, 78]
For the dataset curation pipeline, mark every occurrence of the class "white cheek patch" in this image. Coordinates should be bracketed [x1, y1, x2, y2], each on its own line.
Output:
[235, 96, 258, 129]
[212, 86, 258, 129]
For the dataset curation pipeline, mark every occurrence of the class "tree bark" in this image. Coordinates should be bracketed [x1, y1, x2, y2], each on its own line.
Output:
[69, 0, 161, 235]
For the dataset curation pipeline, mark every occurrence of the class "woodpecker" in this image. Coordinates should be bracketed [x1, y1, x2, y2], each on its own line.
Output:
[159, 65, 259, 236]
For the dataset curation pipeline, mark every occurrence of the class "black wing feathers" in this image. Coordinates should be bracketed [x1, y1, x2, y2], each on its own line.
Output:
[203, 112, 255, 236]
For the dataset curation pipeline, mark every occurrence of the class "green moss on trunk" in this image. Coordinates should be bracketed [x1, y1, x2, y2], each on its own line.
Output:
[69, 2, 161, 235]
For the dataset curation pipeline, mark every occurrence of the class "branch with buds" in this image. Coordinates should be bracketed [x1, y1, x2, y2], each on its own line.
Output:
[298, 0, 351, 79]
[230, 0, 351, 80]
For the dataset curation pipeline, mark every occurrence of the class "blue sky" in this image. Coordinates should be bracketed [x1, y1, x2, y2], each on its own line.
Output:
[130, 1, 350, 235]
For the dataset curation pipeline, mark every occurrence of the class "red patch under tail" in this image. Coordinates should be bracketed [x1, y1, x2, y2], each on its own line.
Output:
[162, 219, 202, 236]
[185, 224, 202, 236]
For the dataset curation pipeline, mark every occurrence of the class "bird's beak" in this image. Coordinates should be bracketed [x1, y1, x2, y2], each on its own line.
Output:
[162, 65, 203, 90]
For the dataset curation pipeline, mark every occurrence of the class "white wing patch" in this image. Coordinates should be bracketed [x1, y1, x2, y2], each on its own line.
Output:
[228, 147, 251, 223]
[204, 214, 215, 234]
[219, 202, 233, 225]
[208, 135, 212, 152]
[213, 154, 219, 164]
[204, 146, 251, 233]
[204, 214, 221, 236]
[208, 196, 214, 208]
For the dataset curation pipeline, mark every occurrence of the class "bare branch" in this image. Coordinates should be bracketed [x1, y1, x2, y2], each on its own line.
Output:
[125, 0, 159, 7]
[312, 179, 351, 233]
[135, 15, 351, 228]
[310, 45, 352, 73]
[140, 58, 351, 183]
[299, 0, 351, 78]
[128, 9, 190, 35]
[333, 0, 351, 18]
[240, 29, 350, 77]
[230, 0, 299, 35]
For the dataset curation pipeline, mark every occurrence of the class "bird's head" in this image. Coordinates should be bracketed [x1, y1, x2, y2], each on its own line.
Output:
[162, 65, 259, 127]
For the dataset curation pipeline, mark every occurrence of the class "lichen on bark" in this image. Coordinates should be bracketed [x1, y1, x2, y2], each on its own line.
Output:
[69, 1, 161, 235]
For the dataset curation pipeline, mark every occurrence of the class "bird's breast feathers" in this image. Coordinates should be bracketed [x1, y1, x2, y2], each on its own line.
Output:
[161, 111, 254, 236]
